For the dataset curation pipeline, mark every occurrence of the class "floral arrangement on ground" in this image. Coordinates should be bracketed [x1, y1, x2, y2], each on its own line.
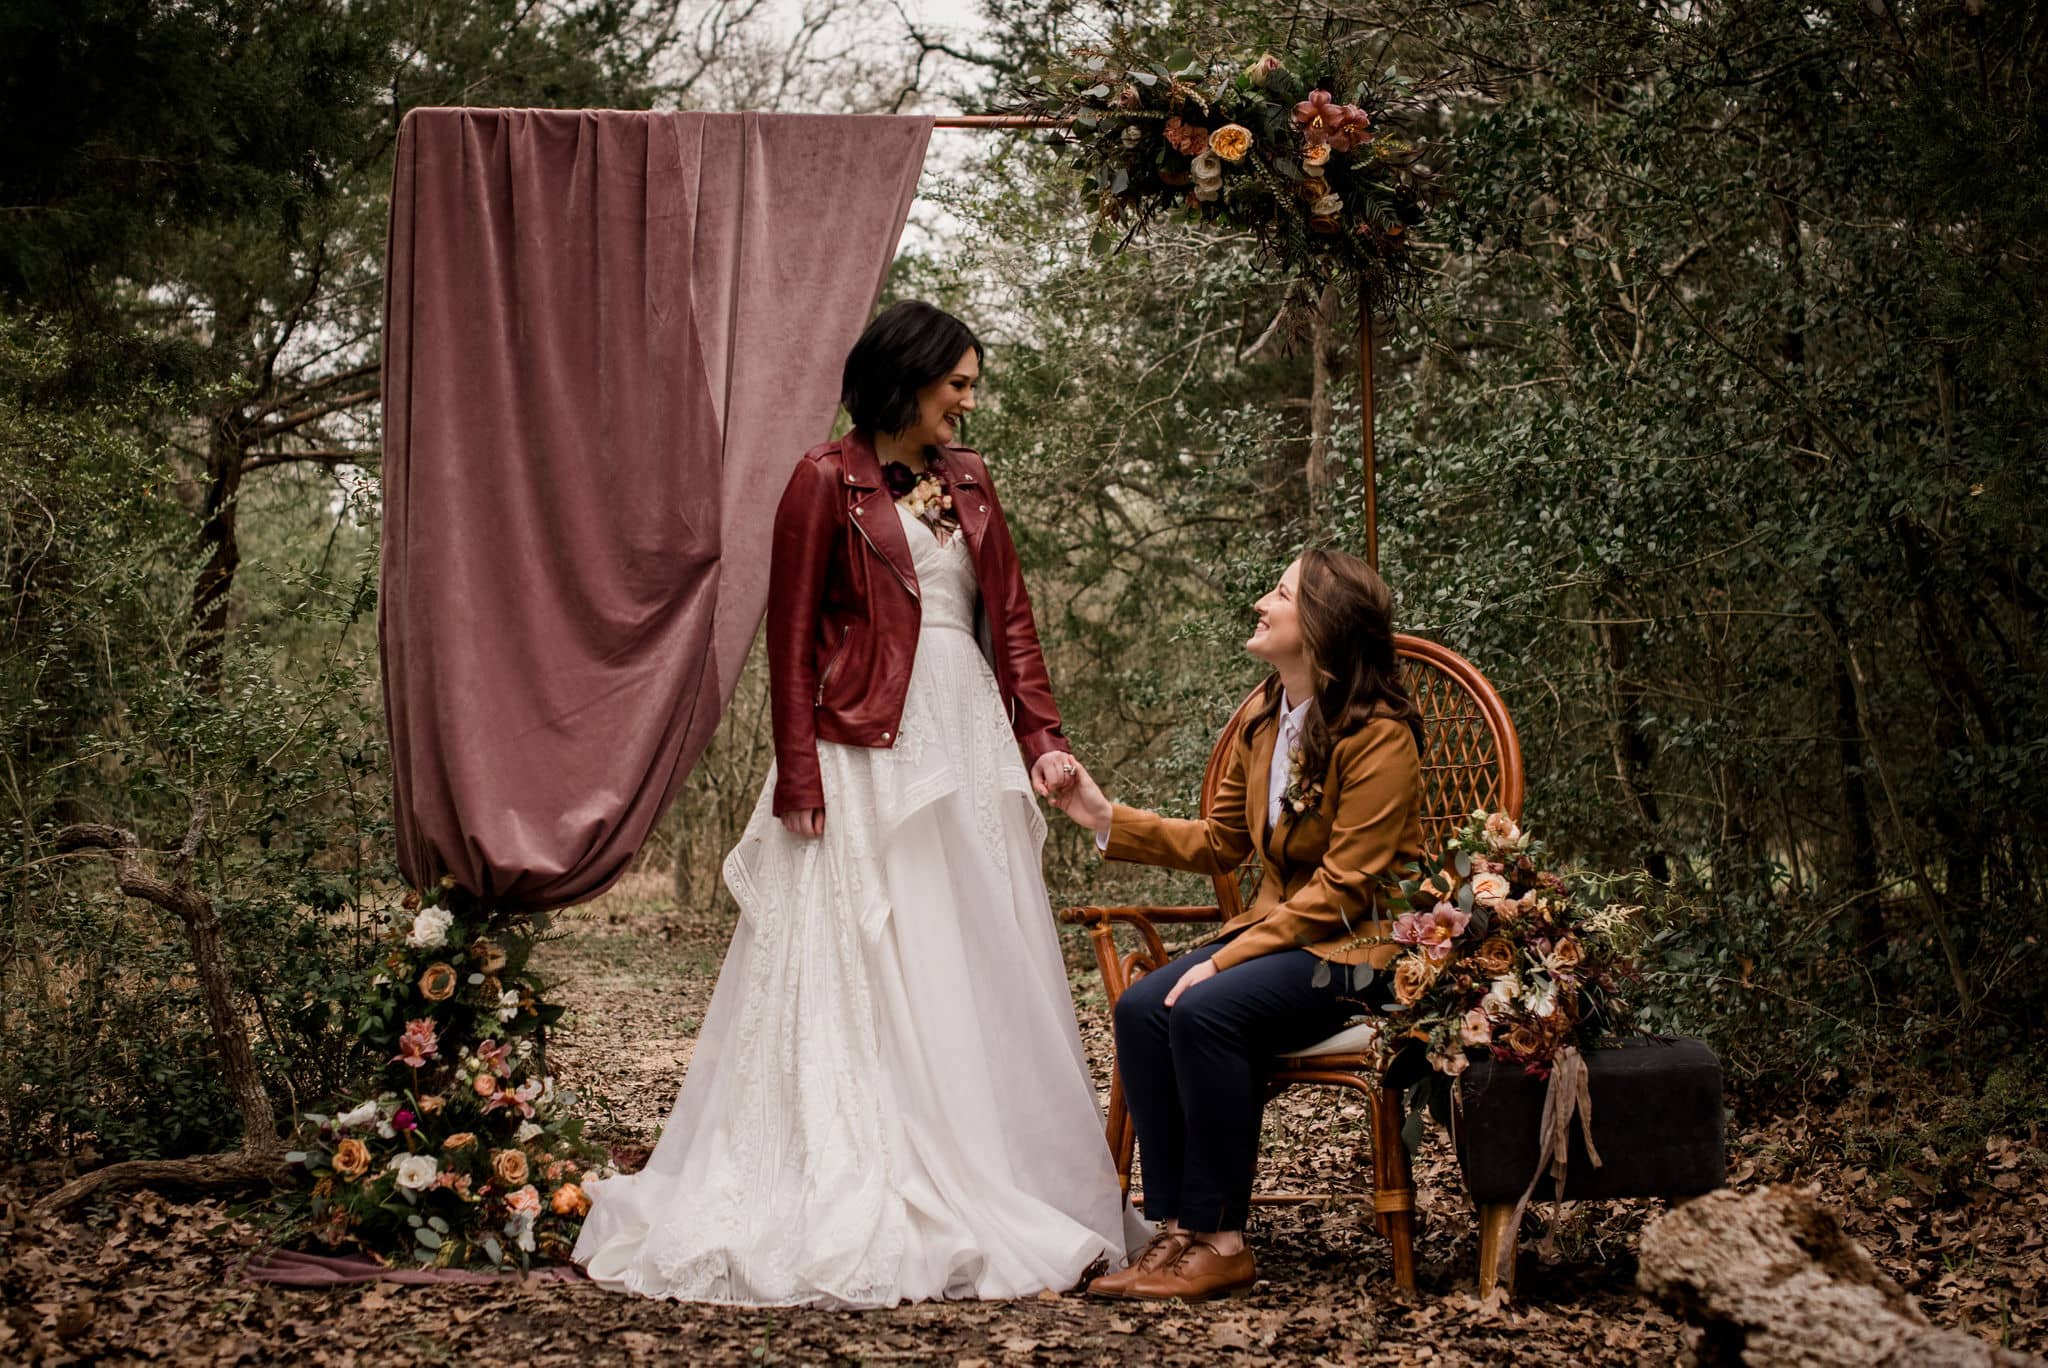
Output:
[1010, 37, 1437, 299]
[1338, 810, 1641, 1108]
[274, 884, 613, 1269]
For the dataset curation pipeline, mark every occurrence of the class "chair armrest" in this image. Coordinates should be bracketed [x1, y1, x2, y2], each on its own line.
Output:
[1057, 905, 1224, 1009]
[1057, 904, 1226, 927]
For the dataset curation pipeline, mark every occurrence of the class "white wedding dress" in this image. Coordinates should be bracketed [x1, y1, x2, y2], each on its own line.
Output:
[575, 502, 1141, 1307]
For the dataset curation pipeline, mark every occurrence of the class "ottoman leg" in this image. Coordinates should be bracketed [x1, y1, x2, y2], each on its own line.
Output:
[1477, 1202, 1518, 1299]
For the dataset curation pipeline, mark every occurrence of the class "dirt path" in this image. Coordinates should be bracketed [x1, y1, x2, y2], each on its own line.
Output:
[4, 875, 2042, 1364]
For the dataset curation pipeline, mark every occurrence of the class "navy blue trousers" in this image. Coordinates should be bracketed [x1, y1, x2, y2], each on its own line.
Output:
[1112, 936, 1388, 1232]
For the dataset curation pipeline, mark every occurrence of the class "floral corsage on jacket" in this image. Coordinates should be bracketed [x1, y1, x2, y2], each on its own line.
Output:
[1281, 745, 1324, 816]
[882, 461, 958, 543]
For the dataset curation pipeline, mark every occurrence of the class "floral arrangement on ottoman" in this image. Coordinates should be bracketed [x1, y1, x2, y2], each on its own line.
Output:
[275, 884, 613, 1270]
[1376, 810, 1641, 1081]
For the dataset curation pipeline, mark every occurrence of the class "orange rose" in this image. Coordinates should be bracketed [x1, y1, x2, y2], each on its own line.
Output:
[1471, 936, 1517, 978]
[418, 962, 457, 1001]
[1391, 954, 1435, 1006]
[1506, 1022, 1544, 1056]
[473, 1074, 498, 1098]
[330, 1138, 370, 1179]
[1550, 936, 1584, 969]
[491, 1149, 529, 1187]
[468, 938, 508, 973]
[1301, 143, 1331, 170]
[550, 1183, 591, 1217]
[1297, 176, 1331, 202]
[1208, 123, 1253, 162]
[442, 1132, 477, 1152]
[417, 1094, 446, 1116]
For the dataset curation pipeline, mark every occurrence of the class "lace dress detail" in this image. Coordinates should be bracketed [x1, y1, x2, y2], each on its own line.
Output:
[575, 504, 1139, 1307]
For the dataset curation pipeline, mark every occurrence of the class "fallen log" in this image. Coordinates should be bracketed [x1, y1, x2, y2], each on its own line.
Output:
[1637, 1185, 2040, 1367]
[35, 806, 284, 1216]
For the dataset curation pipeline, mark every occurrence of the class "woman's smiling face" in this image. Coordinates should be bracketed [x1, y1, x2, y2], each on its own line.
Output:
[900, 346, 979, 447]
[1246, 558, 1306, 668]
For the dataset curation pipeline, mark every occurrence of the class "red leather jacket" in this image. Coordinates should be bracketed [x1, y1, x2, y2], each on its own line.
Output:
[766, 429, 1071, 816]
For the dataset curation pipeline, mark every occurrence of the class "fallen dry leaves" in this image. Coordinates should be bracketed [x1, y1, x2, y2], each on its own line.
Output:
[5, 878, 2041, 1365]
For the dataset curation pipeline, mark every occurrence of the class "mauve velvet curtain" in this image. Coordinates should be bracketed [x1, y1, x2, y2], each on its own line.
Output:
[380, 108, 932, 911]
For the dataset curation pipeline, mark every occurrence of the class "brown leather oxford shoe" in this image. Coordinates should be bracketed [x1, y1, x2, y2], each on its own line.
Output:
[1124, 1239, 1256, 1302]
[1086, 1230, 1193, 1299]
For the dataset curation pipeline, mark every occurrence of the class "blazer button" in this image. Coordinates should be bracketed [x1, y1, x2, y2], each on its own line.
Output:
[881, 731, 891, 742]
[979, 505, 988, 513]
[854, 506, 864, 516]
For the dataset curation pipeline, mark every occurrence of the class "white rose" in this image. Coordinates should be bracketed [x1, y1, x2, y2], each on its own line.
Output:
[335, 1100, 379, 1130]
[1481, 975, 1519, 1017]
[1470, 871, 1512, 904]
[515, 1121, 543, 1144]
[393, 1154, 440, 1190]
[1311, 192, 1344, 217]
[1120, 125, 1145, 148]
[1190, 151, 1222, 181]
[1194, 184, 1221, 202]
[407, 906, 454, 950]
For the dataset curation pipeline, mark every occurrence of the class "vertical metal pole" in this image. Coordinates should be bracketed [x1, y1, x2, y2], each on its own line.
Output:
[1359, 294, 1378, 570]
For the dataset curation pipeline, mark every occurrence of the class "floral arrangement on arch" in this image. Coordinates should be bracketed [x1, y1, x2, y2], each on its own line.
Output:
[1011, 39, 1437, 299]
[276, 883, 613, 1269]
[1340, 811, 1641, 1084]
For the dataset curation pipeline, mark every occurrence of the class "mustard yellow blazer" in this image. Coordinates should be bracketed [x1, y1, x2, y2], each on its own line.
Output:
[1103, 711, 1424, 972]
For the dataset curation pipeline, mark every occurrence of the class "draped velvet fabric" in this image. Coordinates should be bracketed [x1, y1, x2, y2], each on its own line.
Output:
[380, 108, 932, 911]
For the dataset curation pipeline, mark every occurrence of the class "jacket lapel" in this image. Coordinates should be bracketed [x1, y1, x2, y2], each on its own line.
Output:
[1245, 714, 1280, 862]
[934, 452, 986, 550]
[841, 430, 919, 600]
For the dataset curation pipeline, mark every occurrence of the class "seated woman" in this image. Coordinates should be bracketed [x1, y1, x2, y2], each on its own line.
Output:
[1047, 548, 1425, 1301]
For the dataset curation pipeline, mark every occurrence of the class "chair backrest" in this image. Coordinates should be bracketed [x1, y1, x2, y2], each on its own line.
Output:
[1395, 635, 1524, 856]
[1194, 635, 1524, 913]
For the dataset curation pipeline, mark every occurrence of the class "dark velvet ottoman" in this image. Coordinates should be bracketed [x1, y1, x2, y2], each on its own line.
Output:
[1453, 1035, 1725, 1295]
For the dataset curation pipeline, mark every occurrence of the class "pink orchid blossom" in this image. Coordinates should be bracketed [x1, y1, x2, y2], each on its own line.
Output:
[393, 1019, 439, 1069]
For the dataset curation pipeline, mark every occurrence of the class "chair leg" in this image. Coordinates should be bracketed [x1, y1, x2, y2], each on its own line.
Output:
[1371, 1083, 1417, 1293]
[1477, 1202, 1518, 1300]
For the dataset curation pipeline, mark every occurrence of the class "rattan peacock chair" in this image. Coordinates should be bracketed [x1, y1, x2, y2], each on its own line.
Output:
[1059, 634, 1524, 1292]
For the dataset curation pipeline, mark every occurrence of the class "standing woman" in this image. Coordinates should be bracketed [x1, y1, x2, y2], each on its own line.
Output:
[575, 301, 1138, 1307]
[1048, 549, 1425, 1301]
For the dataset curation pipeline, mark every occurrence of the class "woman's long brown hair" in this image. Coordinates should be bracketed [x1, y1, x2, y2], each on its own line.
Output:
[1249, 548, 1424, 785]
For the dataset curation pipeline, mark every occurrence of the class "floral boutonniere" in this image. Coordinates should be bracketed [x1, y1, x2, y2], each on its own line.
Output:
[884, 462, 958, 543]
[1281, 745, 1324, 817]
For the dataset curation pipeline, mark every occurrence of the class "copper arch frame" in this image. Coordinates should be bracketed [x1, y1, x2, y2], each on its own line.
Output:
[934, 115, 1384, 567]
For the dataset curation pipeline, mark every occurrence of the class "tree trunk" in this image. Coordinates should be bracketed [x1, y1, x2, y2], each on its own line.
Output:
[38, 804, 284, 1214]
[1638, 1187, 2042, 1367]
[185, 411, 249, 690]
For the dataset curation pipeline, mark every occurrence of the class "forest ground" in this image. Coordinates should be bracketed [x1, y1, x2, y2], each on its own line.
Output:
[4, 872, 2043, 1365]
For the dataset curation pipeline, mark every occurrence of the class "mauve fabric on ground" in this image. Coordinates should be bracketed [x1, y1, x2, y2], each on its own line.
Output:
[379, 108, 930, 912]
[240, 1247, 586, 1287]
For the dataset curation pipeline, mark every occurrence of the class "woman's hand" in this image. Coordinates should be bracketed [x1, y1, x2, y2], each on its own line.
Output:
[1029, 751, 1079, 801]
[780, 807, 826, 838]
[1164, 959, 1218, 1007]
[1045, 757, 1114, 836]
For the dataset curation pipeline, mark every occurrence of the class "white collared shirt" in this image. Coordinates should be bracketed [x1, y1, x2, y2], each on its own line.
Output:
[1268, 692, 1312, 831]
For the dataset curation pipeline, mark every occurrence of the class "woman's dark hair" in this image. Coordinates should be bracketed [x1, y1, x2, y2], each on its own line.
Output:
[841, 300, 983, 436]
[1251, 548, 1425, 781]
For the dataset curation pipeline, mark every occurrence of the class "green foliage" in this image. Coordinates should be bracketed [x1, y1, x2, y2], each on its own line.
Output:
[0, 317, 392, 1161]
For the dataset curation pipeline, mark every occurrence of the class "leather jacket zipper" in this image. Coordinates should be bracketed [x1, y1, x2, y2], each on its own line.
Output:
[814, 641, 846, 706]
